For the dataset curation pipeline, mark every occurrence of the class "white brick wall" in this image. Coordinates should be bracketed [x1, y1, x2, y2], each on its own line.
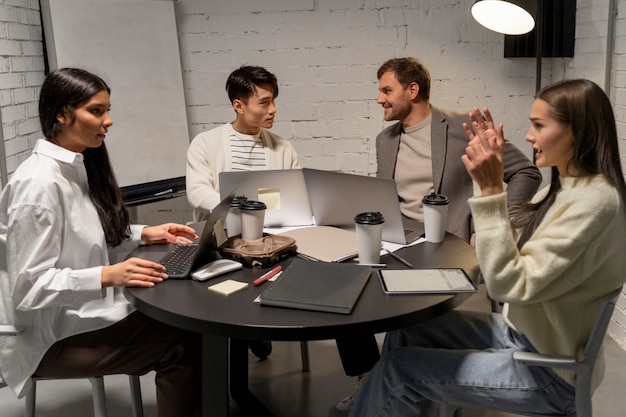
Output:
[602, 0, 626, 348]
[0, 0, 45, 177]
[1, 0, 626, 345]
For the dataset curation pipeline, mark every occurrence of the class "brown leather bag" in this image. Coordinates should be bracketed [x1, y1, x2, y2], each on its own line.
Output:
[218, 234, 297, 268]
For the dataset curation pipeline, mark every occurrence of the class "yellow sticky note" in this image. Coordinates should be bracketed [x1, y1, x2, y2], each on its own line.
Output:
[258, 188, 280, 210]
[207, 280, 249, 296]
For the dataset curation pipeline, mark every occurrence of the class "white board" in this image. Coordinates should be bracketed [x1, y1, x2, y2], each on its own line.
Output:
[40, 0, 189, 187]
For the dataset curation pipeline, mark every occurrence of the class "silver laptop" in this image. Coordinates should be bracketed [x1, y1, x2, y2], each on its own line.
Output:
[302, 168, 424, 244]
[219, 169, 314, 227]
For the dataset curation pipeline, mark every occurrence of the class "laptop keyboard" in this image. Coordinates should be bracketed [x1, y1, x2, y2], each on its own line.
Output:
[159, 244, 198, 278]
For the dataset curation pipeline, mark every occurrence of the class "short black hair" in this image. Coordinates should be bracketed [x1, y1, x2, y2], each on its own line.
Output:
[225, 65, 278, 104]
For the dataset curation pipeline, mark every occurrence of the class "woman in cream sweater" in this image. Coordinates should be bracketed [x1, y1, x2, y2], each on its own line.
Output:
[349, 79, 626, 416]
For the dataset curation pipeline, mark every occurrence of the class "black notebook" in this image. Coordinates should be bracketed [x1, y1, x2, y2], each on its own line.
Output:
[258, 258, 371, 314]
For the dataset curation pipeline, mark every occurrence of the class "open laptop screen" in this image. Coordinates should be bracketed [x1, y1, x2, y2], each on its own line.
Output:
[219, 169, 314, 227]
[302, 168, 423, 244]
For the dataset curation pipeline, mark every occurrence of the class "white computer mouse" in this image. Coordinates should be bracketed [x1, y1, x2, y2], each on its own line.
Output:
[190, 259, 243, 281]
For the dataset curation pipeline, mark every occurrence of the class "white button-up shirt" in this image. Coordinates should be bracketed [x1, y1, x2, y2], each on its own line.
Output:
[0, 139, 143, 397]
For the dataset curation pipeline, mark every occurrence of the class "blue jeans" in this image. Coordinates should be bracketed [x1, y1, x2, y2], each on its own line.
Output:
[349, 310, 576, 417]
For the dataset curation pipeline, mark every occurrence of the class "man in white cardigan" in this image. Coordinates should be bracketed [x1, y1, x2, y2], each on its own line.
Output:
[186, 65, 300, 222]
[186, 65, 299, 360]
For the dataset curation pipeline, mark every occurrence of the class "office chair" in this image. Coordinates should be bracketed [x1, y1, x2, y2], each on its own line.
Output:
[439, 290, 621, 417]
[0, 324, 144, 417]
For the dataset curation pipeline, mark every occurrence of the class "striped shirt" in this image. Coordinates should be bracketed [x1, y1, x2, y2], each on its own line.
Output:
[229, 125, 268, 171]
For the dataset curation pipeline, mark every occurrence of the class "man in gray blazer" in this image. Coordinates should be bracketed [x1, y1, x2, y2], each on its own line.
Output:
[377, 110, 541, 242]
[332, 57, 542, 415]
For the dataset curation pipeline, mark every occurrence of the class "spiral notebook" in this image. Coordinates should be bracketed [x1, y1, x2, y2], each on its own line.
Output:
[258, 258, 371, 314]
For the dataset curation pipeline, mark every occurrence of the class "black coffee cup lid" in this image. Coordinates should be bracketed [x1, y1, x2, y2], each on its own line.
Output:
[231, 195, 248, 207]
[239, 200, 267, 210]
[422, 193, 449, 205]
[354, 211, 385, 225]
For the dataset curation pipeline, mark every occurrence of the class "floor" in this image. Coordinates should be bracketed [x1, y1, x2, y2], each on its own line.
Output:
[1, 285, 625, 417]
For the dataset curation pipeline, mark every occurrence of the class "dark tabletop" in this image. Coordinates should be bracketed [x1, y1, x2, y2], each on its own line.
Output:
[124, 233, 480, 341]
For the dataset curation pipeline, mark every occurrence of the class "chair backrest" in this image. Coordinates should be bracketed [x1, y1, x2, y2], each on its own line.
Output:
[517, 290, 621, 417]
[571, 290, 620, 417]
[582, 293, 619, 370]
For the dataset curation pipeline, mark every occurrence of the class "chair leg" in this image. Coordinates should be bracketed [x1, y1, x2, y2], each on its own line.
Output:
[24, 380, 36, 417]
[129, 375, 144, 417]
[300, 341, 310, 372]
[88, 376, 107, 417]
[24, 375, 141, 417]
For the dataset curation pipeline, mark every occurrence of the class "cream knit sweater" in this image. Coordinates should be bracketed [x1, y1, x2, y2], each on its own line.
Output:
[469, 175, 626, 390]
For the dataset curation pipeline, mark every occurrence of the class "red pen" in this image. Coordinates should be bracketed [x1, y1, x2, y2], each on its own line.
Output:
[253, 265, 282, 287]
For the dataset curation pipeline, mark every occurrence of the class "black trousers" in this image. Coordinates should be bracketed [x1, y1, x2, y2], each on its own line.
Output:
[35, 311, 202, 417]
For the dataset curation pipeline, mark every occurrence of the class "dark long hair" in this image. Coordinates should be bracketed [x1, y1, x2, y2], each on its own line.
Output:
[510, 79, 626, 247]
[39, 68, 130, 246]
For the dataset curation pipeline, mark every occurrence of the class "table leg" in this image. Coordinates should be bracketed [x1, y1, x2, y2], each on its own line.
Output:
[230, 338, 275, 416]
[202, 333, 229, 417]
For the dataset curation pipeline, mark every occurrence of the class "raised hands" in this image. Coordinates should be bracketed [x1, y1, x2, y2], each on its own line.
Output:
[461, 107, 506, 197]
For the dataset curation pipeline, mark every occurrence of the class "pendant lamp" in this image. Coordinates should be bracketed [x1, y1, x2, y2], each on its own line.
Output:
[471, 0, 536, 35]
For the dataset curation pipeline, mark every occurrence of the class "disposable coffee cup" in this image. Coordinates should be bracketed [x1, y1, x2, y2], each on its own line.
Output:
[354, 212, 385, 265]
[240, 200, 267, 240]
[422, 193, 449, 243]
[225, 195, 247, 237]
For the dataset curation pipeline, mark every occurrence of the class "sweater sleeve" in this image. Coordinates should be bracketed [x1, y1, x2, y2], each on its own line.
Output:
[186, 130, 225, 214]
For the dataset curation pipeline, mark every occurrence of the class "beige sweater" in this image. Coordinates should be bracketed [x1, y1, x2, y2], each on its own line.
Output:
[469, 175, 626, 390]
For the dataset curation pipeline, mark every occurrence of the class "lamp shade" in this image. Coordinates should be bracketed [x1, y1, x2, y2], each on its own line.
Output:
[471, 0, 536, 35]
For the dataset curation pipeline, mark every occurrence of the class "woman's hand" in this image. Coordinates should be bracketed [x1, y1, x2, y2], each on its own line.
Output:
[461, 107, 506, 197]
[102, 257, 168, 288]
[141, 223, 198, 245]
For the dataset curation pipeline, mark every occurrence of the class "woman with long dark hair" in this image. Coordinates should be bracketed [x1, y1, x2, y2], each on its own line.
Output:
[0, 68, 202, 416]
[348, 79, 626, 416]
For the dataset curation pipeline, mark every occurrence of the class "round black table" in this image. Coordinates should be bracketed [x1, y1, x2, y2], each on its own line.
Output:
[125, 232, 479, 417]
